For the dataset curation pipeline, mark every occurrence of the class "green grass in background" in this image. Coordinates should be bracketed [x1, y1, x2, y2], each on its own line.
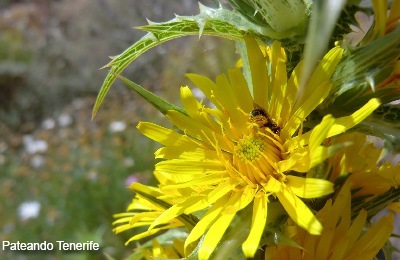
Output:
[0, 1, 236, 259]
[0, 94, 162, 259]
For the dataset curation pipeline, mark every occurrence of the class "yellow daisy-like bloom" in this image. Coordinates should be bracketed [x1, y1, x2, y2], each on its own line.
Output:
[327, 133, 400, 201]
[113, 183, 196, 257]
[113, 183, 186, 241]
[265, 181, 394, 260]
[131, 37, 380, 259]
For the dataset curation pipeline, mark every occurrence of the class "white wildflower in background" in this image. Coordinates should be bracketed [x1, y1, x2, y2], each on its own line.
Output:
[108, 121, 126, 133]
[23, 135, 48, 154]
[41, 118, 56, 129]
[58, 113, 73, 127]
[18, 201, 41, 221]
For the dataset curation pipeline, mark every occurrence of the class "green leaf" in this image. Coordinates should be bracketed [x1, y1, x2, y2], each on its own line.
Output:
[92, 4, 256, 119]
[227, 0, 268, 26]
[114, 74, 187, 116]
[327, 27, 400, 109]
[228, 0, 309, 33]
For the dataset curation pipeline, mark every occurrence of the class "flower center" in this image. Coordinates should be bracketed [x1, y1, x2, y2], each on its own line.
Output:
[235, 135, 265, 161]
[233, 133, 282, 184]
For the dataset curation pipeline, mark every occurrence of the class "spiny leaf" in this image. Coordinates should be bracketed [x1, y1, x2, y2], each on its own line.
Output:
[229, 0, 309, 33]
[92, 6, 241, 119]
[326, 27, 400, 109]
[227, 0, 268, 27]
[114, 74, 187, 116]
[91, 3, 304, 119]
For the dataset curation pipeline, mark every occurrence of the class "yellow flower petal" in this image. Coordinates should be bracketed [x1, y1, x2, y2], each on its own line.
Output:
[309, 115, 335, 152]
[269, 41, 287, 120]
[129, 182, 164, 198]
[180, 86, 222, 132]
[166, 110, 233, 152]
[137, 122, 202, 148]
[227, 68, 254, 112]
[282, 81, 332, 139]
[185, 73, 222, 110]
[386, 202, 400, 212]
[198, 213, 236, 260]
[127, 212, 163, 226]
[155, 146, 220, 160]
[215, 74, 249, 133]
[343, 209, 367, 251]
[286, 176, 334, 198]
[125, 222, 183, 245]
[277, 148, 308, 173]
[295, 46, 343, 110]
[149, 196, 202, 231]
[180, 86, 203, 117]
[327, 98, 381, 138]
[346, 212, 394, 259]
[242, 194, 267, 258]
[183, 181, 235, 214]
[277, 187, 322, 235]
[156, 159, 225, 175]
[280, 60, 302, 123]
[245, 36, 269, 107]
[184, 197, 227, 255]
[160, 173, 228, 190]
[264, 175, 284, 193]
[285, 98, 381, 152]
[222, 185, 255, 214]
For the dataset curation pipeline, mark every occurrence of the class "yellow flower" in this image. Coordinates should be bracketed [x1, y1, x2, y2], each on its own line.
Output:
[327, 133, 400, 201]
[265, 181, 394, 260]
[113, 183, 186, 243]
[128, 37, 380, 259]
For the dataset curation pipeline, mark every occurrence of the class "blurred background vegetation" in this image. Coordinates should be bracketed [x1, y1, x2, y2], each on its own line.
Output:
[0, 0, 236, 259]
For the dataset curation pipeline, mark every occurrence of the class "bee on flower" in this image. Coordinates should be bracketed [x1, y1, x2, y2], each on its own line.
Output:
[249, 104, 281, 134]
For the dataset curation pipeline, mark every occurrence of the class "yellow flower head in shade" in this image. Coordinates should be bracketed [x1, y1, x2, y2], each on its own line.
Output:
[113, 183, 186, 241]
[113, 183, 196, 258]
[327, 133, 400, 201]
[141, 238, 186, 260]
[265, 181, 394, 260]
[132, 37, 380, 259]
